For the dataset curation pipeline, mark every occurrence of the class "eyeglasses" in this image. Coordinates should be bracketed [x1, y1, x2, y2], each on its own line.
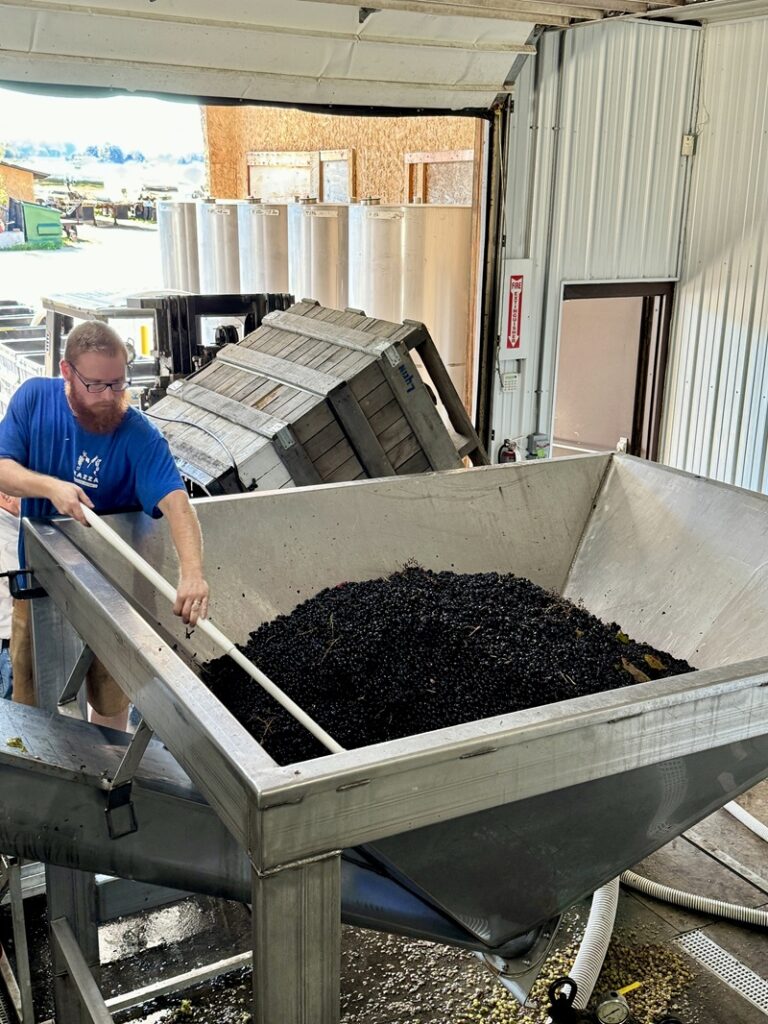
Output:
[68, 362, 131, 393]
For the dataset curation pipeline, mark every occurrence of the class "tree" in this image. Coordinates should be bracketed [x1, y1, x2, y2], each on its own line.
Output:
[101, 144, 125, 164]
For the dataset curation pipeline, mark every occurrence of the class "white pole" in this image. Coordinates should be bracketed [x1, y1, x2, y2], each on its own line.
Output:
[79, 504, 345, 755]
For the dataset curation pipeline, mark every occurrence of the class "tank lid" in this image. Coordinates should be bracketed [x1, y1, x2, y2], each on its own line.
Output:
[298, 196, 318, 204]
[360, 196, 381, 206]
[249, 196, 262, 204]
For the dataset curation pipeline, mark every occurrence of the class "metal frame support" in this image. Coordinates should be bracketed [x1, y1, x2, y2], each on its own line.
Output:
[104, 719, 154, 839]
[30, 595, 87, 715]
[1, 856, 35, 1023]
[49, 918, 112, 1024]
[251, 854, 341, 1024]
[45, 310, 73, 377]
[109, 718, 154, 790]
[32, 599, 102, 1024]
[58, 644, 95, 710]
[47, 868, 100, 1024]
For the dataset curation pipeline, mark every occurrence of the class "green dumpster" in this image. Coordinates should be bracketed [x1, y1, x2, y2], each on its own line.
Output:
[21, 202, 62, 242]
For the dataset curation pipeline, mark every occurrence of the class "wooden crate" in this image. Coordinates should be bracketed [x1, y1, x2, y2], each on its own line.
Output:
[150, 302, 487, 493]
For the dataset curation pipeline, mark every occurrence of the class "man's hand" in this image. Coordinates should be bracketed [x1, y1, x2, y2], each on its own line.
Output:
[44, 479, 95, 525]
[174, 572, 210, 626]
[0, 460, 96, 525]
[158, 490, 209, 627]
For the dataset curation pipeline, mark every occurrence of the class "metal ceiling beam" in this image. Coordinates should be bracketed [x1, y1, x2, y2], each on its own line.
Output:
[297, 0, 583, 24]
[562, 0, 680, 8]
[298, 0, 688, 19]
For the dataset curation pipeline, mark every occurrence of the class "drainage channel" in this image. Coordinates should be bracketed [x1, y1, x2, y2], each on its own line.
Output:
[676, 930, 768, 1014]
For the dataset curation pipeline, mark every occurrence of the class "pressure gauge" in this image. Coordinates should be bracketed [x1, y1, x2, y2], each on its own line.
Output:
[596, 994, 631, 1024]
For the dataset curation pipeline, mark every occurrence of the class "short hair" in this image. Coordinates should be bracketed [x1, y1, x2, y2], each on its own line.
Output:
[64, 321, 128, 365]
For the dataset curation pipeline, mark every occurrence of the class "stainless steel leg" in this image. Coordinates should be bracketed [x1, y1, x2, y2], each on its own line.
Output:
[7, 858, 35, 1023]
[30, 595, 86, 717]
[251, 855, 341, 1024]
[47, 866, 100, 1024]
[33, 597, 100, 1023]
[49, 920, 112, 1024]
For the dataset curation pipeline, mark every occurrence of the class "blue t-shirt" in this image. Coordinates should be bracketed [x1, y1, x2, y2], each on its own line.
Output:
[0, 377, 185, 565]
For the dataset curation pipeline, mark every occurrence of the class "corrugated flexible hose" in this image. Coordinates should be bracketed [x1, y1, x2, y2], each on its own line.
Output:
[543, 802, 768, 1019]
[569, 877, 621, 1009]
[725, 800, 768, 843]
[542, 878, 620, 1022]
[620, 870, 768, 928]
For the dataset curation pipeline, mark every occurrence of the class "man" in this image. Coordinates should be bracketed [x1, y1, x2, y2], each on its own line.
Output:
[0, 320, 209, 730]
[0, 492, 19, 699]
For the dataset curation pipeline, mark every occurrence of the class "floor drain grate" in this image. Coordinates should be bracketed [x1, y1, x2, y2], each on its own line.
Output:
[0, 985, 11, 1024]
[677, 930, 768, 1012]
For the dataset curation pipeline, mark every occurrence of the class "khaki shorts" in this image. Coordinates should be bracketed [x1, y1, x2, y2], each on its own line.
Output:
[11, 599, 129, 717]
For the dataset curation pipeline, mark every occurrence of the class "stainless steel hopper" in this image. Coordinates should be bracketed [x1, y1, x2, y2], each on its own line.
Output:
[18, 453, 768, 1023]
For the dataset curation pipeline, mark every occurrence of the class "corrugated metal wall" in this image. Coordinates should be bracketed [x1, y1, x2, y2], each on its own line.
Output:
[493, 20, 700, 454]
[661, 17, 768, 492]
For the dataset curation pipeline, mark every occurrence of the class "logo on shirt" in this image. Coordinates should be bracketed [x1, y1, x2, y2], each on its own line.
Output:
[74, 451, 103, 490]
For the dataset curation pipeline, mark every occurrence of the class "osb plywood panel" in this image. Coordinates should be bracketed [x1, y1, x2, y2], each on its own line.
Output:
[202, 107, 477, 201]
[0, 165, 36, 203]
[426, 160, 474, 204]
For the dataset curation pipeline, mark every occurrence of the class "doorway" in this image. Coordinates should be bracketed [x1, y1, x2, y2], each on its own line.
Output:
[551, 282, 674, 460]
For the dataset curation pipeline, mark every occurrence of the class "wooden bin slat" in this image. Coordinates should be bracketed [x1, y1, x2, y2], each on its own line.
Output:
[171, 381, 322, 487]
[327, 383, 395, 478]
[302, 418, 349, 462]
[375, 343, 463, 471]
[173, 381, 288, 438]
[388, 433, 423, 470]
[218, 345, 340, 396]
[264, 310, 403, 356]
[397, 450, 431, 475]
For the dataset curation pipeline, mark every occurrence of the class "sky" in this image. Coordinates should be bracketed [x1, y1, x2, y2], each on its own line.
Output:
[0, 87, 204, 156]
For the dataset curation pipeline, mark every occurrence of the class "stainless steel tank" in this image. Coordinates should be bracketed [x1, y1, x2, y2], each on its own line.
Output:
[288, 201, 349, 309]
[238, 200, 290, 294]
[349, 204, 472, 403]
[157, 201, 200, 292]
[196, 200, 241, 295]
[347, 202, 403, 322]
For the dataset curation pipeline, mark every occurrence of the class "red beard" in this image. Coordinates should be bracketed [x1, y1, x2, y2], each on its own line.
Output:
[66, 381, 130, 434]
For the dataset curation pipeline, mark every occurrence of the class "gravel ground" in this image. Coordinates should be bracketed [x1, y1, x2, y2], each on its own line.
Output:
[203, 567, 694, 765]
[134, 914, 694, 1024]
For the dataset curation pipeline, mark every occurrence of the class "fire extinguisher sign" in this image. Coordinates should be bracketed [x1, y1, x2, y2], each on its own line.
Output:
[506, 274, 524, 350]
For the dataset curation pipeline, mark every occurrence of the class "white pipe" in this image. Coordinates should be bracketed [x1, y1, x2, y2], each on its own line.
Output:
[620, 870, 768, 927]
[570, 877, 620, 1009]
[725, 801, 768, 844]
[78, 504, 345, 755]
